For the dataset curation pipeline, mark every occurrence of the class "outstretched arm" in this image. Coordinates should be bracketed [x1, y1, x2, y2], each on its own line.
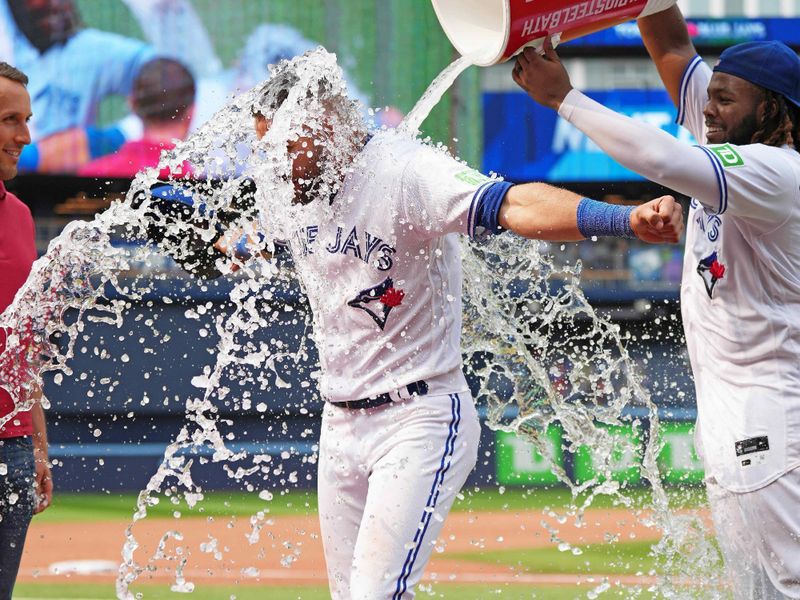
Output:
[513, 41, 708, 201]
[638, 6, 697, 106]
[30, 386, 52, 514]
[499, 183, 683, 244]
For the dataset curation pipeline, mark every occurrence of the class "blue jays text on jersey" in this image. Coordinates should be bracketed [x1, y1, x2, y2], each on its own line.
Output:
[291, 224, 397, 271]
[691, 199, 722, 242]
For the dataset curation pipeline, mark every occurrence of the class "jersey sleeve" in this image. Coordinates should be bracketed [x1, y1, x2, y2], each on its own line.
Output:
[696, 143, 798, 224]
[676, 56, 711, 142]
[558, 90, 796, 227]
[399, 144, 505, 240]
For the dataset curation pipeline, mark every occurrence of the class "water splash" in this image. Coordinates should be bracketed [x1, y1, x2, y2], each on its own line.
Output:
[461, 234, 724, 596]
[0, 48, 725, 598]
[398, 54, 473, 136]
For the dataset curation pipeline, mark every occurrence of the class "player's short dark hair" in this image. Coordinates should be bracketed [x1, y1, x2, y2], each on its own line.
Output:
[251, 69, 299, 117]
[251, 61, 338, 119]
[0, 62, 29, 86]
[132, 58, 196, 124]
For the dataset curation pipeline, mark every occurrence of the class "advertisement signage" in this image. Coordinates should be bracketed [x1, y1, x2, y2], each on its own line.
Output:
[566, 17, 800, 49]
[495, 421, 704, 486]
[483, 88, 696, 183]
[573, 423, 643, 484]
[658, 422, 705, 483]
[495, 426, 563, 485]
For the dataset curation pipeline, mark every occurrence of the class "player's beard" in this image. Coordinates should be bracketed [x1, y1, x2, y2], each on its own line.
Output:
[727, 112, 760, 146]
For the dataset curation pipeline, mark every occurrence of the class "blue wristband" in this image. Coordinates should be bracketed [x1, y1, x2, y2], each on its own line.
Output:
[576, 198, 635, 239]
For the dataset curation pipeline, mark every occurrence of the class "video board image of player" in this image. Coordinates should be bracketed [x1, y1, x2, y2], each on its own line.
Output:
[78, 58, 196, 179]
[0, 0, 381, 175]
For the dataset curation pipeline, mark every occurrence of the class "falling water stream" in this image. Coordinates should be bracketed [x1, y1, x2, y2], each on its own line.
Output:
[0, 49, 724, 598]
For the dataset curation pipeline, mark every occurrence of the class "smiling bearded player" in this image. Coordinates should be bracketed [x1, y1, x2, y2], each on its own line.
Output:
[512, 8, 800, 598]
[206, 50, 683, 599]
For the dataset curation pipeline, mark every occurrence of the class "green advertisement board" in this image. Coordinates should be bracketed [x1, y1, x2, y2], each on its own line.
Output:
[573, 423, 643, 485]
[657, 422, 705, 483]
[495, 421, 704, 486]
[495, 426, 563, 486]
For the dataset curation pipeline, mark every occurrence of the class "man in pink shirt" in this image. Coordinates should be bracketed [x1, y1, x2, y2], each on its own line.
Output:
[79, 57, 195, 179]
[0, 61, 52, 600]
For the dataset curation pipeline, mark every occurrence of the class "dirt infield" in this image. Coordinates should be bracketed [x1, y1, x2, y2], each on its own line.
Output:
[17, 507, 712, 589]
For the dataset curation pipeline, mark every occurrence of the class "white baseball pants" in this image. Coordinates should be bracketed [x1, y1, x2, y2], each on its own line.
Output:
[317, 391, 480, 600]
[707, 467, 800, 599]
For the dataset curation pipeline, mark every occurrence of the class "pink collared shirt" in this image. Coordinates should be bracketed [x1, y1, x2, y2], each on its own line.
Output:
[0, 180, 36, 438]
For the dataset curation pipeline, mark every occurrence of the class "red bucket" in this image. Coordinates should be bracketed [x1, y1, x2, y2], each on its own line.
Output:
[431, 0, 677, 66]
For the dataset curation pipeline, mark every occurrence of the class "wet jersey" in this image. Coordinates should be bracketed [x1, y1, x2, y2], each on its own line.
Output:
[676, 58, 800, 491]
[286, 134, 501, 403]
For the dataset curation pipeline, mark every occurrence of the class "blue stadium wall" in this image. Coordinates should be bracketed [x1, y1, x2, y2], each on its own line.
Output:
[41, 278, 697, 493]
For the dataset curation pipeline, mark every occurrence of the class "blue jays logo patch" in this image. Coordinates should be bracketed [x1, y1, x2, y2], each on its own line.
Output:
[697, 251, 726, 298]
[347, 277, 405, 330]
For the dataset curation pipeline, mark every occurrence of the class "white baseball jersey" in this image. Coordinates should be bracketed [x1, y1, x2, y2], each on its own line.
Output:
[676, 58, 800, 492]
[282, 133, 501, 403]
[558, 67, 800, 492]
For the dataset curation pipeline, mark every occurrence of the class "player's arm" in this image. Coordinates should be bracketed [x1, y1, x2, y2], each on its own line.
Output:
[20, 126, 126, 174]
[498, 183, 682, 244]
[29, 385, 52, 514]
[637, 5, 697, 106]
[513, 43, 791, 223]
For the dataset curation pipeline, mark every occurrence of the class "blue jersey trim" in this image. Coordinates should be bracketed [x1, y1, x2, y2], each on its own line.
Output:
[469, 180, 513, 238]
[677, 56, 703, 126]
[467, 181, 493, 238]
[696, 146, 728, 215]
[393, 393, 462, 599]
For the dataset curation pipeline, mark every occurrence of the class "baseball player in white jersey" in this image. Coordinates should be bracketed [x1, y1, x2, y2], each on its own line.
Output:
[213, 51, 683, 599]
[1, 0, 156, 141]
[513, 8, 800, 597]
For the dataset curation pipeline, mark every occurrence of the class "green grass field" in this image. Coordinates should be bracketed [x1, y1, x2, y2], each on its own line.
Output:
[17, 487, 718, 599]
[13, 581, 660, 600]
[33, 485, 709, 523]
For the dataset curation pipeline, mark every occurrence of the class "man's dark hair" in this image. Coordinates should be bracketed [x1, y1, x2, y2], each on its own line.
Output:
[132, 58, 196, 124]
[0, 62, 29, 86]
[752, 88, 800, 152]
[251, 69, 299, 117]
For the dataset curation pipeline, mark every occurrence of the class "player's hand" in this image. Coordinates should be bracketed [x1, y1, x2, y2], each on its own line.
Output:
[213, 235, 242, 273]
[630, 195, 684, 244]
[213, 229, 272, 272]
[512, 36, 574, 111]
[33, 447, 52, 514]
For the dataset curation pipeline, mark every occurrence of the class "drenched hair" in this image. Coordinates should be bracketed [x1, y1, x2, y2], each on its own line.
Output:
[132, 58, 196, 124]
[251, 69, 297, 117]
[752, 88, 800, 152]
[0, 62, 29, 86]
[249, 49, 369, 205]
